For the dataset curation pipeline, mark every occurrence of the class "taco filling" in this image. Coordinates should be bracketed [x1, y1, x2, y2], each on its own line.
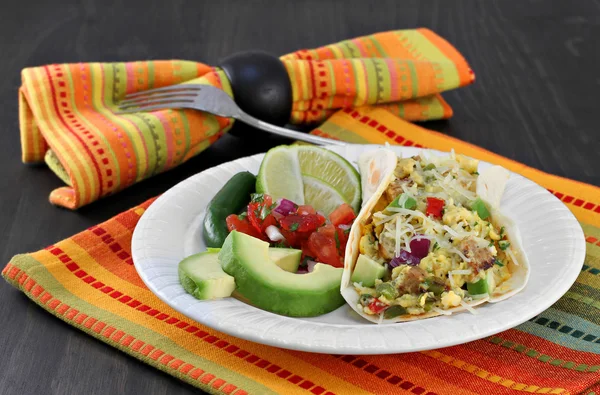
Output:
[351, 152, 521, 319]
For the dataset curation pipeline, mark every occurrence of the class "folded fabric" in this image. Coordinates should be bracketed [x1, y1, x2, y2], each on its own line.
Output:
[18, 28, 474, 209]
[4, 115, 600, 394]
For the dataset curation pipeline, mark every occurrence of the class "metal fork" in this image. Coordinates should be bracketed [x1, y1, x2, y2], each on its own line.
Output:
[117, 84, 347, 146]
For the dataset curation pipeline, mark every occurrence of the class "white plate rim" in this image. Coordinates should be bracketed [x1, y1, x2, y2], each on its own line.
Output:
[131, 144, 585, 355]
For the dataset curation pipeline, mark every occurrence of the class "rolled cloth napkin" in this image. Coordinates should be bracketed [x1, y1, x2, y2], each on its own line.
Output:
[4, 122, 600, 394]
[19, 28, 474, 209]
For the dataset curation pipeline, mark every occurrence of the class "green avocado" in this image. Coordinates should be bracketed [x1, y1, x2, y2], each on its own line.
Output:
[219, 231, 345, 317]
[268, 248, 302, 273]
[179, 251, 236, 300]
[467, 270, 496, 296]
[351, 254, 386, 287]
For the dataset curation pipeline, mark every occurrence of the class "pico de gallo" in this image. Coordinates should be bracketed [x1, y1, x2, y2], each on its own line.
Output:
[225, 194, 356, 269]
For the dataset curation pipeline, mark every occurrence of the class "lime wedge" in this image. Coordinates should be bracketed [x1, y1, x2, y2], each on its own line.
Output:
[256, 146, 304, 204]
[293, 146, 361, 212]
[302, 175, 347, 215]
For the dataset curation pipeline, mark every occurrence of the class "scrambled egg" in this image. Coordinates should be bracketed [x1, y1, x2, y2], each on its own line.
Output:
[443, 205, 476, 227]
[456, 154, 479, 173]
[395, 158, 416, 178]
[441, 291, 462, 308]
[419, 252, 452, 278]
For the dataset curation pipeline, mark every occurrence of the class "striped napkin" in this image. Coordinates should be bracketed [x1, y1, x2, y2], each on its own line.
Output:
[18, 28, 473, 209]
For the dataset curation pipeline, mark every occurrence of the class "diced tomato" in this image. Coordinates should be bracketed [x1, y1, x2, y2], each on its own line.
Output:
[225, 214, 265, 240]
[368, 300, 387, 314]
[247, 195, 273, 233]
[308, 231, 342, 267]
[329, 203, 356, 226]
[336, 226, 350, 254]
[279, 214, 325, 233]
[297, 204, 317, 216]
[317, 223, 336, 237]
[426, 197, 445, 219]
[278, 228, 298, 247]
[260, 214, 278, 232]
[300, 239, 317, 259]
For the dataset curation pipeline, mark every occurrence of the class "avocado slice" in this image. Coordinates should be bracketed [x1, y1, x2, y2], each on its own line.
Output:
[351, 254, 386, 287]
[268, 248, 302, 273]
[179, 251, 236, 300]
[467, 270, 496, 296]
[219, 231, 345, 317]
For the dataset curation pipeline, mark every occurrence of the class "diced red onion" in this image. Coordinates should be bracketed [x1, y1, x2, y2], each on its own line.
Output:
[409, 237, 431, 259]
[265, 225, 285, 242]
[296, 268, 309, 274]
[338, 224, 351, 231]
[306, 260, 318, 273]
[388, 236, 430, 269]
[273, 198, 297, 215]
[389, 250, 421, 268]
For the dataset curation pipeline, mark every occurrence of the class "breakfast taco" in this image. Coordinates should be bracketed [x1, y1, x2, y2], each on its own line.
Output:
[341, 148, 529, 323]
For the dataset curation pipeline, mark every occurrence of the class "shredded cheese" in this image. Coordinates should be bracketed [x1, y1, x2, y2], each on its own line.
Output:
[459, 300, 478, 315]
[432, 307, 452, 316]
[449, 269, 472, 275]
[506, 246, 519, 266]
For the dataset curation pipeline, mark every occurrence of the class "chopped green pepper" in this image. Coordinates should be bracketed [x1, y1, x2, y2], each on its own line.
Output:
[467, 278, 489, 295]
[376, 283, 399, 300]
[383, 305, 407, 319]
[424, 280, 445, 296]
[386, 193, 417, 211]
[359, 294, 374, 306]
[498, 240, 510, 250]
[471, 197, 491, 220]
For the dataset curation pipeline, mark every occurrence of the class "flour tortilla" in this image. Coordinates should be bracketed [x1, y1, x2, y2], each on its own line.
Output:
[341, 152, 530, 324]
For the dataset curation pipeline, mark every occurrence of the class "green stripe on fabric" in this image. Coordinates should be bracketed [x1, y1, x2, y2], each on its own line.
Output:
[362, 59, 379, 104]
[564, 291, 600, 310]
[317, 122, 371, 144]
[374, 59, 391, 103]
[147, 61, 155, 89]
[177, 110, 191, 165]
[417, 96, 445, 120]
[552, 295, 600, 327]
[45, 150, 72, 186]
[132, 114, 162, 177]
[4, 255, 276, 395]
[342, 41, 360, 58]
[487, 336, 600, 372]
[517, 308, 600, 353]
[565, 282, 600, 308]
[406, 61, 419, 98]
[367, 36, 388, 57]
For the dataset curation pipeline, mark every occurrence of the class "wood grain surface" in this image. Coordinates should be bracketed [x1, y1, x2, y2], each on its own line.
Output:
[0, 0, 598, 394]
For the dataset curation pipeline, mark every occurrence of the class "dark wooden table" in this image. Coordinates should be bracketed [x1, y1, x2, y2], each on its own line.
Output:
[1, 1, 598, 394]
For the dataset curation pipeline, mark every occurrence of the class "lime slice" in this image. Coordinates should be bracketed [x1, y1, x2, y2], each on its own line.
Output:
[302, 175, 347, 216]
[293, 146, 361, 212]
[256, 146, 304, 204]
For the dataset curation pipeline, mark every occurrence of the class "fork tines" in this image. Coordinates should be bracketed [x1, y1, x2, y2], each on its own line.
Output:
[117, 84, 203, 113]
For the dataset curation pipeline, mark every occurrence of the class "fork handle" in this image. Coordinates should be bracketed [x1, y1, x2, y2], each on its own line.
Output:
[235, 111, 347, 146]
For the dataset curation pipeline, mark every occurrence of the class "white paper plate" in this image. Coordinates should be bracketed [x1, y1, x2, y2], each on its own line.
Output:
[131, 145, 585, 354]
